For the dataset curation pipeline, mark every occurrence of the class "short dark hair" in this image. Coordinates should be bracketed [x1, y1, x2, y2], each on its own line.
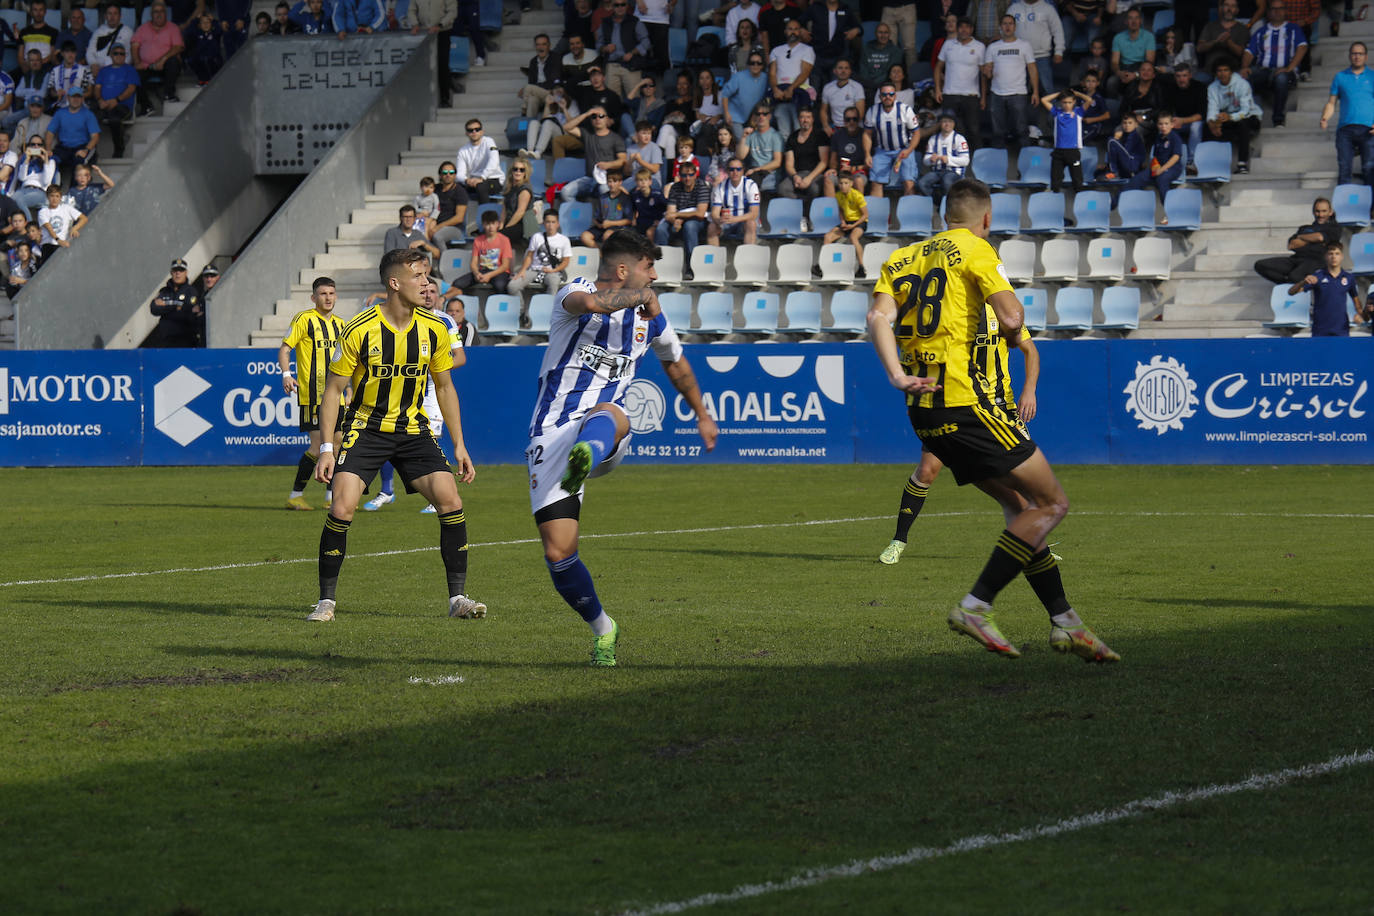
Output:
[635, 119, 655, 132]
[956, 16, 973, 27]
[1082, 67, 1101, 80]
[379, 248, 430, 285]
[945, 177, 992, 225]
[399, 204, 416, 216]
[535, 32, 550, 42]
[1325, 240, 1345, 253]
[606, 168, 624, 181]
[481, 209, 500, 224]
[1156, 109, 1174, 120]
[601, 229, 660, 269]
[312, 276, 336, 292]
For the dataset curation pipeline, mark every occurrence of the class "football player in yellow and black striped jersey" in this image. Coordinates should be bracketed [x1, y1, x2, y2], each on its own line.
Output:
[278, 277, 346, 511]
[308, 247, 486, 624]
[868, 178, 1119, 664]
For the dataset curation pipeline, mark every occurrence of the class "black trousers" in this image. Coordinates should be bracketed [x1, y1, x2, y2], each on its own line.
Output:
[1255, 255, 1317, 285]
[1050, 147, 1083, 192]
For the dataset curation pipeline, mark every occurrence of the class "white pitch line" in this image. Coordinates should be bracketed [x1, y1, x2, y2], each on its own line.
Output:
[617, 749, 1374, 916]
[2, 509, 1371, 590]
[407, 674, 465, 686]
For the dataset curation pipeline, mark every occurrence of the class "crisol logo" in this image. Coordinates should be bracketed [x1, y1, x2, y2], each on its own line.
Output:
[1123, 355, 1198, 434]
[154, 366, 212, 446]
[622, 379, 667, 433]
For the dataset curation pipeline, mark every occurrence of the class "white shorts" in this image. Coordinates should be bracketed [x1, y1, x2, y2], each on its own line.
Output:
[527, 417, 631, 514]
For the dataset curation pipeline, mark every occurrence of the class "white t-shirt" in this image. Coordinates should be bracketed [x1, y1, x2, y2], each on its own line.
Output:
[639, 0, 671, 25]
[821, 79, 865, 128]
[770, 41, 816, 86]
[37, 202, 81, 244]
[985, 38, 1035, 96]
[938, 37, 986, 96]
[0, 149, 18, 196]
[724, 1, 759, 41]
[526, 230, 572, 272]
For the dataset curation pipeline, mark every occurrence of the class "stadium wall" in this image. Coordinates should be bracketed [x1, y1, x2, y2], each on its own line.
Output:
[0, 341, 1369, 467]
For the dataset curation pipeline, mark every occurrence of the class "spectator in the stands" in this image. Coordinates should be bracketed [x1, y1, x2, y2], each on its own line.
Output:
[508, 209, 571, 309]
[450, 210, 512, 293]
[12, 138, 55, 216]
[624, 75, 665, 134]
[655, 158, 708, 275]
[820, 169, 866, 275]
[729, 18, 765, 75]
[1166, 63, 1207, 171]
[270, 2, 302, 34]
[1073, 35, 1109, 85]
[2, 211, 29, 266]
[20, 1, 60, 74]
[916, 110, 969, 205]
[195, 264, 220, 302]
[560, 105, 627, 202]
[146, 258, 204, 348]
[1206, 58, 1262, 173]
[626, 119, 664, 185]
[1108, 8, 1154, 98]
[1241, 1, 1306, 128]
[758, 0, 802, 57]
[5, 241, 37, 298]
[970, 0, 1009, 47]
[0, 67, 13, 126]
[706, 156, 759, 245]
[921, 14, 957, 73]
[819, 57, 864, 136]
[413, 175, 439, 237]
[1077, 69, 1111, 142]
[384, 204, 443, 260]
[455, 118, 505, 207]
[824, 104, 869, 194]
[1285, 0, 1320, 79]
[36, 183, 84, 259]
[705, 124, 736, 183]
[1059, 0, 1103, 60]
[580, 167, 633, 246]
[45, 41, 91, 111]
[561, 0, 596, 54]
[726, 0, 761, 53]
[983, 14, 1038, 151]
[69, 162, 114, 214]
[1156, 28, 1198, 77]
[777, 105, 827, 200]
[132, 2, 185, 111]
[453, 0, 486, 68]
[865, 79, 919, 196]
[92, 44, 137, 157]
[11, 98, 51, 151]
[219, 0, 253, 56]
[1197, 0, 1250, 78]
[289, 0, 334, 34]
[804, 0, 861, 86]
[1005, 0, 1062, 92]
[524, 83, 573, 160]
[737, 104, 784, 191]
[858, 21, 903, 96]
[880, 0, 917, 71]
[767, 19, 814, 139]
[404, 0, 455, 107]
[597, 0, 650, 95]
[254, 12, 272, 35]
[44, 86, 99, 184]
[656, 69, 697, 159]
[182, 14, 223, 85]
[57, 8, 92, 64]
[692, 68, 725, 138]
[431, 160, 470, 249]
[1124, 60, 1165, 137]
[0, 130, 17, 197]
[1321, 42, 1374, 187]
[573, 64, 626, 132]
[935, 18, 985, 149]
[1286, 241, 1358, 336]
[519, 33, 562, 121]
[630, 167, 667, 235]
[1254, 196, 1340, 284]
[89, 5, 135, 75]
[499, 159, 536, 253]
[722, 52, 769, 138]
[1102, 110, 1145, 183]
[332, 0, 386, 36]
[881, 62, 916, 109]
[443, 294, 477, 346]
[1128, 110, 1183, 208]
[639, 0, 672, 74]
[667, 133, 705, 182]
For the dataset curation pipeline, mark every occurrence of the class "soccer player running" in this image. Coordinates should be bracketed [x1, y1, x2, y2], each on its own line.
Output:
[867, 178, 1118, 663]
[879, 333, 1038, 565]
[528, 229, 718, 667]
[309, 248, 486, 623]
[279, 277, 345, 511]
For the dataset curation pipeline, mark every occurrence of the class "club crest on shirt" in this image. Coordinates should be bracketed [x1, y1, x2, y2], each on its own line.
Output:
[634, 326, 646, 344]
[420, 342, 430, 357]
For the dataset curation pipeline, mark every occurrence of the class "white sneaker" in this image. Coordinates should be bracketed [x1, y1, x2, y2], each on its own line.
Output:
[800, 217, 811, 233]
[519, 147, 535, 159]
[448, 594, 487, 618]
[474, 56, 486, 66]
[363, 492, 394, 511]
[420, 504, 437, 514]
[307, 599, 336, 622]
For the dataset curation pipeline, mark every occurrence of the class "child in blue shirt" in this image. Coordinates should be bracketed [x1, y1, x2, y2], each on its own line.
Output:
[1129, 110, 1184, 209]
[630, 168, 668, 237]
[1292, 241, 1359, 337]
[1041, 87, 1095, 192]
[1078, 70, 1112, 143]
[1102, 111, 1145, 181]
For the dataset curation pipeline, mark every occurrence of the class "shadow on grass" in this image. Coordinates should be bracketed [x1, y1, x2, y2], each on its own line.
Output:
[1134, 596, 1374, 613]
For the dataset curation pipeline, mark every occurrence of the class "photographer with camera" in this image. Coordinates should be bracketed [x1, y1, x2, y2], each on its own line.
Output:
[12, 137, 56, 218]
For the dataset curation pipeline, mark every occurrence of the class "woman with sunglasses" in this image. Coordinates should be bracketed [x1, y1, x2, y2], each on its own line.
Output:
[729, 18, 765, 74]
[501, 158, 539, 253]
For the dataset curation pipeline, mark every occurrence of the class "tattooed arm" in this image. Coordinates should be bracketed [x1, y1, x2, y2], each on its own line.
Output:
[563, 285, 661, 318]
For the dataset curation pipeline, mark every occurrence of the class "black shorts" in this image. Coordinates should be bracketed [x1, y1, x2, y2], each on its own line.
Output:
[299, 403, 346, 433]
[908, 403, 1037, 486]
[335, 428, 451, 494]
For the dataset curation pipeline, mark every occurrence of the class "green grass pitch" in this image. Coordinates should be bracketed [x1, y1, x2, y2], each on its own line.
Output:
[1, 464, 1371, 915]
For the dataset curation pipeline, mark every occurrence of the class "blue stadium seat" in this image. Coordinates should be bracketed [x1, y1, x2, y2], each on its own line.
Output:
[828, 290, 869, 334]
[1116, 190, 1157, 231]
[1266, 284, 1311, 329]
[971, 148, 1009, 189]
[479, 0, 503, 32]
[1334, 183, 1372, 226]
[805, 197, 841, 237]
[659, 292, 694, 329]
[1351, 232, 1374, 275]
[1151, 8, 1175, 32]
[558, 201, 593, 239]
[525, 294, 555, 336]
[119, 7, 137, 30]
[1048, 287, 1093, 330]
[444, 249, 471, 277]
[1010, 148, 1051, 189]
[1080, 145, 1099, 178]
[1187, 141, 1232, 184]
[450, 39, 469, 75]
[990, 193, 1022, 235]
[1161, 188, 1202, 231]
[552, 158, 584, 185]
[695, 292, 735, 335]
[862, 20, 878, 42]
[1071, 190, 1111, 233]
[697, 25, 726, 43]
[739, 292, 780, 333]
[1027, 191, 1066, 234]
[669, 27, 688, 66]
[864, 195, 891, 236]
[525, 158, 546, 194]
[761, 198, 804, 237]
[482, 294, 521, 336]
[784, 291, 824, 333]
[892, 195, 934, 237]
[505, 116, 528, 152]
[1016, 288, 1049, 331]
[1096, 286, 1140, 330]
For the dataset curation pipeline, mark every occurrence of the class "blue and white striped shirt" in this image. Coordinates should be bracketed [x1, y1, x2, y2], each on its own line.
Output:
[865, 101, 919, 152]
[711, 176, 761, 217]
[923, 130, 970, 174]
[529, 277, 684, 435]
[1246, 22, 1306, 69]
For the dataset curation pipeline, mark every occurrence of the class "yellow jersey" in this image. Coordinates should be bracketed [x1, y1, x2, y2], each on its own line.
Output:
[874, 228, 1016, 410]
[282, 308, 345, 409]
[981, 316, 1031, 411]
[836, 188, 867, 225]
[330, 305, 455, 434]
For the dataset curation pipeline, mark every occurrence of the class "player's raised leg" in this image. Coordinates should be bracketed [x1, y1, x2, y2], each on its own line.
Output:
[880, 450, 943, 565]
[562, 404, 629, 494]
